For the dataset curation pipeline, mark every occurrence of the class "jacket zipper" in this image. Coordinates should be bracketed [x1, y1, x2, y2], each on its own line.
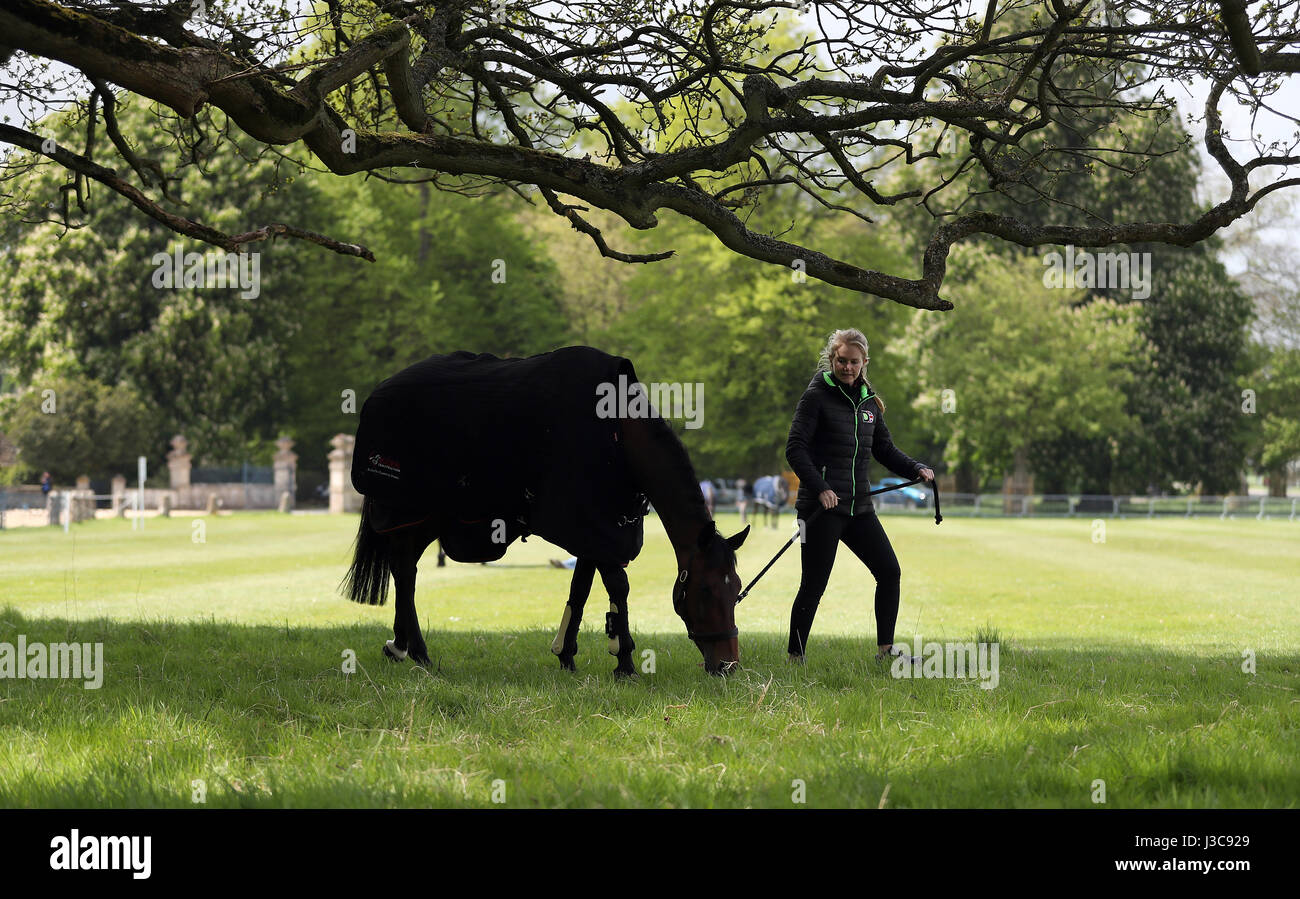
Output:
[834, 384, 866, 514]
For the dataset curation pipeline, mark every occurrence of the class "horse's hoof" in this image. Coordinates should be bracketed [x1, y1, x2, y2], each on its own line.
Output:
[557, 653, 576, 672]
[409, 647, 431, 667]
[383, 640, 408, 662]
[613, 666, 637, 679]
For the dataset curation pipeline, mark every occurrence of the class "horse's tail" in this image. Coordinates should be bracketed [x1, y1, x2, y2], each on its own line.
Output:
[343, 496, 391, 606]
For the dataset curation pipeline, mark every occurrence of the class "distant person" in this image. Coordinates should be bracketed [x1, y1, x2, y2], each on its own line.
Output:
[40, 471, 52, 497]
[736, 477, 750, 526]
[699, 479, 715, 518]
[753, 474, 789, 528]
[785, 328, 934, 665]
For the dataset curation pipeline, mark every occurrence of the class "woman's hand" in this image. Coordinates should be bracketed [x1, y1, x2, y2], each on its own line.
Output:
[819, 489, 839, 509]
[918, 468, 935, 482]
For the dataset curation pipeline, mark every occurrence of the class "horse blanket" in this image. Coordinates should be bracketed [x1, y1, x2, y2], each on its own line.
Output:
[753, 475, 789, 510]
[351, 346, 647, 564]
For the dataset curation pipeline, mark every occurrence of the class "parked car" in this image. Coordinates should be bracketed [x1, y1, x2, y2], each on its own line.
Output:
[873, 477, 928, 508]
[706, 478, 741, 505]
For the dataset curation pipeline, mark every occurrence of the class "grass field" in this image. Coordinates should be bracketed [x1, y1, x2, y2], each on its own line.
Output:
[1, 511, 1297, 808]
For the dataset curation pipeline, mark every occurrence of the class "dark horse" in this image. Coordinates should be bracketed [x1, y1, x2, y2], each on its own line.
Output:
[342, 348, 750, 675]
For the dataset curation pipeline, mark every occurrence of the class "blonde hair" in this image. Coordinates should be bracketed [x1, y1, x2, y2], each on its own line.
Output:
[817, 328, 885, 412]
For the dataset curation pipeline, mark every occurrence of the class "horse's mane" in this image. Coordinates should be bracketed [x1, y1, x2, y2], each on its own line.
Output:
[640, 415, 743, 568]
[635, 413, 720, 526]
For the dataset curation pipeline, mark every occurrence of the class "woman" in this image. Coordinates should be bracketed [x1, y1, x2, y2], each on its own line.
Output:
[784, 328, 934, 663]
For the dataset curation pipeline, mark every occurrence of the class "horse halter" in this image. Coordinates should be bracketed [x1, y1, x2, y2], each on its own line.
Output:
[674, 567, 740, 644]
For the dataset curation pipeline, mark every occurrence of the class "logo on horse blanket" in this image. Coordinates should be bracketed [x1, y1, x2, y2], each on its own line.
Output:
[351, 346, 647, 564]
[366, 453, 402, 479]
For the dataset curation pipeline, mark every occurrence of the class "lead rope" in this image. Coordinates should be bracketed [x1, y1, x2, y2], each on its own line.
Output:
[736, 476, 941, 604]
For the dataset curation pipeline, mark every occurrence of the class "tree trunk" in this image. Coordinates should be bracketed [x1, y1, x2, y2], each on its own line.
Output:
[954, 437, 978, 494]
[1268, 464, 1288, 498]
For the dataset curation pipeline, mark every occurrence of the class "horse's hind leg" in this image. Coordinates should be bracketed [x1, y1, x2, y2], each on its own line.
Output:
[598, 562, 635, 678]
[552, 559, 596, 671]
[386, 523, 436, 667]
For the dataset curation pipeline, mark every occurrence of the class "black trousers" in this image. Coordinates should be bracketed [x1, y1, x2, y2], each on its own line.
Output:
[787, 504, 902, 656]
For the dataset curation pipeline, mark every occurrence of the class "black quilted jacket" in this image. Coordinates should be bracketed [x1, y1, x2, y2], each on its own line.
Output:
[785, 371, 926, 516]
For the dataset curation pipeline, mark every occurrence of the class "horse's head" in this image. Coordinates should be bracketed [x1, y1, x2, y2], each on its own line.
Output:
[674, 523, 750, 675]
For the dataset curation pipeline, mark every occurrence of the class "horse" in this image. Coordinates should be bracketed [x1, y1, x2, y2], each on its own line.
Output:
[342, 347, 750, 676]
[752, 474, 789, 528]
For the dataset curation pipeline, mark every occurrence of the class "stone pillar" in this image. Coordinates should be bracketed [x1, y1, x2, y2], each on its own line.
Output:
[70, 476, 96, 523]
[328, 433, 362, 514]
[273, 436, 298, 512]
[111, 475, 126, 515]
[167, 435, 192, 488]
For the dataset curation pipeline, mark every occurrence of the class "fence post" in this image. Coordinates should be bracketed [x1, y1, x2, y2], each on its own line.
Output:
[1021, 495, 1029, 516]
[1258, 496, 1267, 520]
[1148, 496, 1154, 518]
[1187, 496, 1193, 518]
[1112, 496, 1120, 517]
[973, 494, 981, 517]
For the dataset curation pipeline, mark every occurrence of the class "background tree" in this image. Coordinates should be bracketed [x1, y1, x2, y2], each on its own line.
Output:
[891, 245, 1141, 492]
[0, 100, 318, 465]
[1224, 191, 1300, 496]
[0, 373, 155, 482]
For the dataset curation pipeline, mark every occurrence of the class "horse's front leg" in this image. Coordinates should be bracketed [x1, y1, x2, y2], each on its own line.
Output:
[552, 559, 596, 671]
[598, 562, 635, 678]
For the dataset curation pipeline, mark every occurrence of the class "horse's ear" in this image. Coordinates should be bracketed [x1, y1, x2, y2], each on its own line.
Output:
[725, 525, 751, 551]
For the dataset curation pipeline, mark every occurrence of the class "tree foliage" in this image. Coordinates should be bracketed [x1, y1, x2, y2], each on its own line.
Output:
[891, 246, 1141, 491]
[4, 0, 1300, 307]
[0, 373, 155, 481]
